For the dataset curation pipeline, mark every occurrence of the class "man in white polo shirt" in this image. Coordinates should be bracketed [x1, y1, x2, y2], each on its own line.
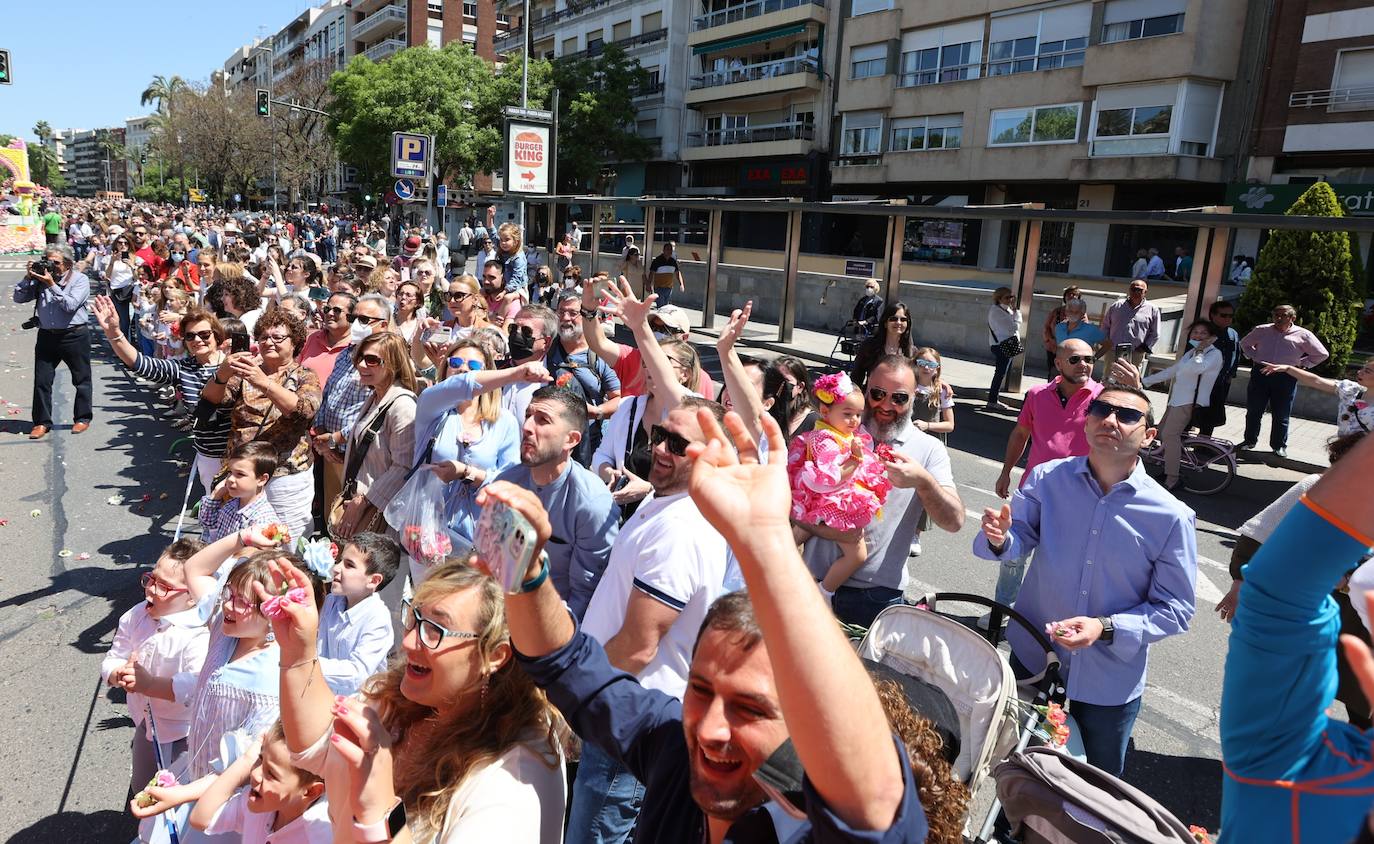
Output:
[573, 396, 729, 844]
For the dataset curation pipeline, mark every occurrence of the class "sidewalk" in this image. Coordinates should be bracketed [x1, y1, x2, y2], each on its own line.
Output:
[670, 304, 1335, 475]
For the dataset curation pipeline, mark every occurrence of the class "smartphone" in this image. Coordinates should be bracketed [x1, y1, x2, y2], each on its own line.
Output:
[230, 332, 251, 354]
[610, 473, 630, 493]
[1114, 343, 1133, 358]
[473, 498, 539, 593]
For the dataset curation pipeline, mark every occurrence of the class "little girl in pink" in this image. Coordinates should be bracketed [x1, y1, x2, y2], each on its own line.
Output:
[787, 372, 893, 603]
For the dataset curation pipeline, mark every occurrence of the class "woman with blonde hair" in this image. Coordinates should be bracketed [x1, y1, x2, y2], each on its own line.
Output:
[413, 274, 493, 380]
[367, 264, 400, 301]
[262, 557, 567, 842]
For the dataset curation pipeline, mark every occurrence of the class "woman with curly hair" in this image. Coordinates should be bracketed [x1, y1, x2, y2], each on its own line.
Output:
[263, 557, 567, 842]
[872, 678, 970, 844]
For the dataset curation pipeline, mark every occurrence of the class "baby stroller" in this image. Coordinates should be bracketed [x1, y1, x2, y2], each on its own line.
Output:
[858, 593, 1070, 844]
[829, 319, 868, 371]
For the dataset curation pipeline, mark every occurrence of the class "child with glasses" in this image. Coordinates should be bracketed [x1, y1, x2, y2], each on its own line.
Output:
[102, 538, 210, 800]
[787, 372, 894, 604]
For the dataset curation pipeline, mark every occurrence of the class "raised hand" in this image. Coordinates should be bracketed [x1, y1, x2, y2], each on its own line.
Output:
[515, 360, 552, 384]
[981, 504, 1012, 551]
[605, 275, 656, 330]
[1109, 357, 1142, 388]
[92, 295, 121, 336]
[685, 409, 792, 550]
[477, 481, 553, 576]
[716, 300, 753, 352]
[329, 696, 397, 827]
[249, 558, 320, 664]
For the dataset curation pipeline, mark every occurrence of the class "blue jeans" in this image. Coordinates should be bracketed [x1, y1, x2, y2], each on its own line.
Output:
[566, 741, 644, 844]
[832, 584, 905, 629]
[1010, 653, 1142, 777]
[1244, 370, 1297, 449]
[988, 344, 1015, 406]
[993, 555, 1029, 606]
[653, 285, 673, 306]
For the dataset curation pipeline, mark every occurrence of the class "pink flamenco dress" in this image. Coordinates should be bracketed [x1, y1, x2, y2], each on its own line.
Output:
[787, 421, 894, 532]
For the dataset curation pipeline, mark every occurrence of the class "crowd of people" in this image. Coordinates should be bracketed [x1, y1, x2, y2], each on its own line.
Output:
[9, 195, 1374, 843]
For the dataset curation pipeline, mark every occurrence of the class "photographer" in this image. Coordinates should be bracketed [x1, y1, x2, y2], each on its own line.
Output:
[12, 245, 94, 440]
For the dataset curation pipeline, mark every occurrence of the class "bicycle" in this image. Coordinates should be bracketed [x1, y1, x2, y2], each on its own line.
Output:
[1139, 434, 1237, 495]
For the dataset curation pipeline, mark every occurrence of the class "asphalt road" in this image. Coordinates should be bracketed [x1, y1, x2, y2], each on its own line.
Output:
[0, 262, 1310, 840]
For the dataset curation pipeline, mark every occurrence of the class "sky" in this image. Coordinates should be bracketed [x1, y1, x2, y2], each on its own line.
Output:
[2, 0, 320, 141]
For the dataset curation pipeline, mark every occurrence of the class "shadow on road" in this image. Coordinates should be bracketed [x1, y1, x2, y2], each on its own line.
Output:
[1124, 745, 1222, 831]
[4, 809, 136, 844]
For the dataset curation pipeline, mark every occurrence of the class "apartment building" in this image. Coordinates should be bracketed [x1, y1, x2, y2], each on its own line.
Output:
[1235, 0, 1374, 260]
[495, 0, 688, 216]
[682, 0, 841, 201]
[69, 128, 129, 198]
[124, 116, 156, 188]
[351, 0, 506, 62]
[830, 0, 1259, 278]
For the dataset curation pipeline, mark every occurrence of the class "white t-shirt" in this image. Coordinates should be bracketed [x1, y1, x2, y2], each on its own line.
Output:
[204, 788, 333, 843]
[581, 491, 729, 698]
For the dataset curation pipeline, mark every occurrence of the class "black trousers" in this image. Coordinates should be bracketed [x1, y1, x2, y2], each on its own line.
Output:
[33, 327, 93, 427]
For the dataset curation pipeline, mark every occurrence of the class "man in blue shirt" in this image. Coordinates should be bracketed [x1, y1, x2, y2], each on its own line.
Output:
[974, 383, 1197, 776]
[496, 407, 926, 844]
[493, 385, 618, 619]
[14, 245, 93, 439]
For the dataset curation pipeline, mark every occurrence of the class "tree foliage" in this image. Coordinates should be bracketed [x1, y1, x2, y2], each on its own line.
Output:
[1238, 181, 1363, 375]
[550, 45, 653, 193]
[151, 81, 272, 204]
[26, 142, 64, 191]
[273, 60, 339, 206]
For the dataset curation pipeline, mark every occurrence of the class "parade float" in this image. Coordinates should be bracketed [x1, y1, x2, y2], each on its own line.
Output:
[0, 137, 45, 256]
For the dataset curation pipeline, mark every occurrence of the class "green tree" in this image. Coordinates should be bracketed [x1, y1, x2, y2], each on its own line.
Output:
[328, 43, 551, 198]
[26, 142, 64, 191]
[32, 120, 51, 143]
[1238, 181, 1362, 375]
[141, 75, 188, 113]
[549, 45, 653, 193]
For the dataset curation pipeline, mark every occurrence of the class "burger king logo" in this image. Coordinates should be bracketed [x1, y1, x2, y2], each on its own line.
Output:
[514, 131, 544, 170]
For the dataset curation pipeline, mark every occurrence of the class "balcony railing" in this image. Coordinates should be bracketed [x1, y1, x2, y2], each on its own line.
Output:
[634, 81, 666, 98]
[564, 27, 667, 60]
[364, 37, 406, 61]
[495, 0, 622, 50]
[353, 3, 407, 41]
[1289, 85, 1374, 110]
[693, 0, 824, 32]
[686, 121, 814, 147]
[690, 55, 818, 90]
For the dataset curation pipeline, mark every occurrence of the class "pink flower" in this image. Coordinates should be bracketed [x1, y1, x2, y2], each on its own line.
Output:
[154, 770, 178, 788]
[261, 586, 309, 619]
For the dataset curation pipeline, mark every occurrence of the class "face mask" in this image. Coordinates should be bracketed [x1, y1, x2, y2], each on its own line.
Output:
[507, 324, 536, 360]
[170, 252, 185, 264]
[349, 321, 371, 345]
[224, 235, 237, 245]
[1187, 339, 1200, 349]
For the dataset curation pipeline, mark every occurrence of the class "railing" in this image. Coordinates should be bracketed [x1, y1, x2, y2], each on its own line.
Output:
[564, 27, 667, 60]
[494, 0, 623, 49]
[1289, 85, 1374, 110]
[634, 81, 666, 98]
[686, 121, 815, 147]
[352, 3, 407, 40]
[692, 0, 825, 32]
[690, 55, 818, 90]
[364, 38, 406, 61]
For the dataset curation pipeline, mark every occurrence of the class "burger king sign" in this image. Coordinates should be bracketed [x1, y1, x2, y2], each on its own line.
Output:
[506, 121, 551, 196]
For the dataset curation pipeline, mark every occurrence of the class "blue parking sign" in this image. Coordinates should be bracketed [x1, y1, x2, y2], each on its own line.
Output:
[436, 185, 447, 207]
[392, 132, 429, 180]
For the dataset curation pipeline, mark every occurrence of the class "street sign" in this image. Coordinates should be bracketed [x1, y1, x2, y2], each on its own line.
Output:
[394, 178, 416, 201]
[188, 188, 206, 203]
[504, 119, 553, 197]
[503, 106, 554, 122]
[436, 184, 447, 208]
[391, 132, 430, 180]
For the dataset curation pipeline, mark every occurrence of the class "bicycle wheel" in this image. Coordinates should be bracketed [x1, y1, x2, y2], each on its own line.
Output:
[1180, 440, 1235, 495]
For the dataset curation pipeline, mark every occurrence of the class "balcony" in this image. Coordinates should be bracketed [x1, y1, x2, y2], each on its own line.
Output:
[683, 120, 815, 160]
[364, 37, 406, 61]
[352, 3, 406, 42]
[692, 0, 824, 33]
[634, 81, 666, 105]
[564, 28, 667, 60]
[686, 55, 819, 105]
[494, 0, 623, 52]
[1289, 84, 1374, 112]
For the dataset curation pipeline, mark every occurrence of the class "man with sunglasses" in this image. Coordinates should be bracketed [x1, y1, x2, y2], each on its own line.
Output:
[311, 294, 392, 524]
[574, 397, 731, 843]
[130, 221, 166, 281]
[975, 384, 1197, 777]
[800, 355, 964, 628]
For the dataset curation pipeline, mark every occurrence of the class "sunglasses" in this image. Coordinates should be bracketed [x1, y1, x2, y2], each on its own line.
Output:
[356, 353, 384, 368]
[1129, 287, 1146, 294]
[141, 573, 188, 598]
[350, 313, 387, 326]
[448, 356, 485, 372]
[887, 316, 910, 323]
[1066, 354, 1095, 365]
[1087, 399, 1148, 426]
[414, 270, 435, 277]
[649, 424, 691, 457]
[915, 359, 939, 370]
[322, 305, 351, 317]
[401, 598, 479, 650]
[185, 329, 216, 342]
[867, 387, 911, 406]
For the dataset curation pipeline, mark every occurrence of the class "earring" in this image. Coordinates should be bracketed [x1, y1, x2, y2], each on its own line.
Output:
[480, 673, 489, 712]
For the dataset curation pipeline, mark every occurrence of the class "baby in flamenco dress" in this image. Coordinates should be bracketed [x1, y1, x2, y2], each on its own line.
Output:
[787, 372, 893, 604]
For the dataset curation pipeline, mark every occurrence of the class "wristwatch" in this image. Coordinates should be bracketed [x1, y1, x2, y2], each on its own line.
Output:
[1097, 615, 1115, 644]
[352, 797, 406, 843]
[518, 551, 551, 594]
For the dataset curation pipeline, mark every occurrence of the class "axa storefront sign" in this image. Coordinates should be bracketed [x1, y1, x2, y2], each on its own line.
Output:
[1226, 182, 1374, 216]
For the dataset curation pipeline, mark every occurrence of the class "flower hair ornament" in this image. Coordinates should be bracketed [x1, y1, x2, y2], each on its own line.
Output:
[813, 372, 856, 406]
[299, 536, 339, 580]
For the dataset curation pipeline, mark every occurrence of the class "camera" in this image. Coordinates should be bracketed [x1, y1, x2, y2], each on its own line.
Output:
[28, 258, 58, 280]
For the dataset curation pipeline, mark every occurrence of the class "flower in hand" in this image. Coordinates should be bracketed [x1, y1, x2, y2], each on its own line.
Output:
[133, 770, 179, 808]
[261, 585, 311, 620]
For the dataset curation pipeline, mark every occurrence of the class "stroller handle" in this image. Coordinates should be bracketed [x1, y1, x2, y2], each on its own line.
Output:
[920, 592, 1064, 698]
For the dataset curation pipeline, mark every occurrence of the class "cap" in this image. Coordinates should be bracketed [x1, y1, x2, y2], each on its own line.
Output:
[354, 254, 378, 270]
[649, 305, 691, 336]
[402, 235, 422, 256]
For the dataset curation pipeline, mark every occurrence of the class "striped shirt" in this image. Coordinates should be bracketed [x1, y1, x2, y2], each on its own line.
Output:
[133, 354, 233, 457]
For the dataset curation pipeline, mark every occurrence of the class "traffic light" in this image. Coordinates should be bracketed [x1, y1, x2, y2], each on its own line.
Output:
[139, 148, 147, 164]
[0, 49, 11, 86]
[255, 88, 270, 118]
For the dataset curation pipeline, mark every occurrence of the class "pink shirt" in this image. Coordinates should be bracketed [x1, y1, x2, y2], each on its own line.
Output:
[614, 343, 719, 401]
[1240, 323, 1329, 369]
[299, 329, 349, 388]
[1017, 377, 1103, 484]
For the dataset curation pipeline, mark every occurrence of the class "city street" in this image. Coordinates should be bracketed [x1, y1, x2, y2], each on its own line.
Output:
[0, 259, 1312, 839]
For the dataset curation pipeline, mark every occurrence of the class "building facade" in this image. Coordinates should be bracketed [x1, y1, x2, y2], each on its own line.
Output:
[123, 116, 156, 189]
[829, 0, 1260, 278]
[68, 128, 129, 198]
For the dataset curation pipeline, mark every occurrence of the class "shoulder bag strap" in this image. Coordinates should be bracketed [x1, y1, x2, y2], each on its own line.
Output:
[342, 395, 403, 492]
[623, 395, 645, 469]
[402, 407, 454, 482]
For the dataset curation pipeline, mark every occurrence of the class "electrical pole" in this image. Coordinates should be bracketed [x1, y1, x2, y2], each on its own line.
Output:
[519, 0, 530, 235]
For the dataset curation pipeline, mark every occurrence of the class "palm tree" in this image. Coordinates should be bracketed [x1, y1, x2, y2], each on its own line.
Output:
[32, 120, 51, 143]
[140, 75, 188, 114]
[27, 143, 61, 189]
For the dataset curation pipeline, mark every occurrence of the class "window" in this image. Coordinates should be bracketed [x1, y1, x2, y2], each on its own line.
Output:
[1333, 48, 1374, 111]
[463, 1, 477, 17]
[988, 37, 1037, 75]
[613, 20, 632, 41]
[637, 119, 657, 137]
[988, 4, 1089, 75]
[840, 111, 883, 156]
[644, 66, 661, 88]
[989, 103, 1081, 145]
[587, 34, 604, 53]
[1101, 0, 1185, 43]
[1095, 104, 1171, 137]
[890, 114, 963, 151]
[850, 43, 888, 79]
[642, 11, 663, 32]
[428, 1, 443, 19]
[563, 36, 579, 54]
[427, 22, 443, 48]
[852, 0, 894, 14]
[899, 20, 982, 86]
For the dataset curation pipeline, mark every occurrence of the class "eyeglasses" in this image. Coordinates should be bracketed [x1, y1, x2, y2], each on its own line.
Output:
[356, 353, 384, 368]
[141, 573, 188, 598]
[448, 357, 484, 372]
[650, 424, 692, 457]
[350, 314, 387, 326]
[1065, 354, 1095, 365]
[322, 305, 350, 317]
[666, 357, 690, 371]
[185, 329, 215, 342]
[414, 270, 435, 278]
[867, 387, 911, 407]
[259, 333, 291, 346]
[220, 589, 259, 617]
[401, 598, 479, 650]
[448, 291, 474, 302]
[887, 316, 910, 323]
[1087, 399, 1148, 426]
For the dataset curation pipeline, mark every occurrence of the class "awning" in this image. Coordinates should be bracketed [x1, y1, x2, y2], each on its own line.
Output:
[692, 22, 809, 55]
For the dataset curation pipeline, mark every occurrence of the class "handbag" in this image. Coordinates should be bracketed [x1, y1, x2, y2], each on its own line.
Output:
[991, 326, 1024, 358]
[327, 395, 405, 539]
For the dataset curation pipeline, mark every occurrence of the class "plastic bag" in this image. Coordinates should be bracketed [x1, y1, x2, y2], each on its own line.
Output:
[384, 467, 455, 579]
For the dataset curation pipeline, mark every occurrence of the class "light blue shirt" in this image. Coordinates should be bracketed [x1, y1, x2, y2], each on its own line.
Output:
[317, 593, 394, 696]
[972, 456, 1197, 705]
[1053, 320, 1105, 348]
[13, 268, 90, 329]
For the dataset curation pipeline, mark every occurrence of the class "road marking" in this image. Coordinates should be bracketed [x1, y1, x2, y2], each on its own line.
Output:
[1198, 555, 1231, 574]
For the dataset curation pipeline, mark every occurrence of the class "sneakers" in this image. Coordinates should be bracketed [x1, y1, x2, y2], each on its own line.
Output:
[908, 541, 922, 557]
[1239, 440, 1257, 451]
[1273, 446, 1288, 459]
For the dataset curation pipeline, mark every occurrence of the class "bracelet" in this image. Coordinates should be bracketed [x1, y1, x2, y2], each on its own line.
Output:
[281, 657, 319, 670]
[518, 552, 551, 594]
[579, 307, 597, 319]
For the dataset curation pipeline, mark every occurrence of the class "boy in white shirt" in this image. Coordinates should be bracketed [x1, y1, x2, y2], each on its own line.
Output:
[200, 441, 283, 545]
[103, 538, 211, 799]
[317, 532, 400, 695]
